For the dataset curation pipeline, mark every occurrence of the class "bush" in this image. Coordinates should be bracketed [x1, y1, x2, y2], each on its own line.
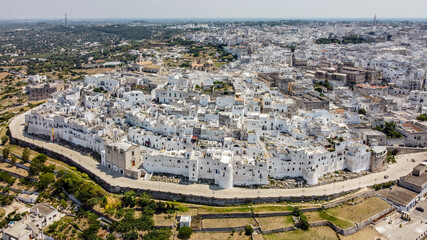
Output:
[29, 154, 47, 176]
[2, 147, 10, 160]
[373, 181, 395, 191]
[38, 172, 55, 190]
[358, 108, 367, 115]
[21, 148, 30, 162]
[1, 135, 8, 145]
[417, 114, 427, 121]
[142, 228, 171, 240]
[244, 225, 254, 236]
[122, 230, 138, 240]
[177, 226, 193, 239]
[299, 215, 309, 230]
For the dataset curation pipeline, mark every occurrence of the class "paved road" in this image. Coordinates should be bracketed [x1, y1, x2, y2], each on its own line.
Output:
[9, 112, 427, 199]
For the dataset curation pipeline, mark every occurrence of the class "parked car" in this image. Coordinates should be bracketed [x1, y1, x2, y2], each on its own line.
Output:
[416, 207, 424, 212]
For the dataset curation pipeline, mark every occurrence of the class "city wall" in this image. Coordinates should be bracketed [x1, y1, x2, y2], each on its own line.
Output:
[10, 134, 353, 206]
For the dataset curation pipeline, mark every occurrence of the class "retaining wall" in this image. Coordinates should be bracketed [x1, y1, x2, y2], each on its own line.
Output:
[386, 147, 427, 155]
[9, 135, 355, 206]
[322, 190, 375, 209]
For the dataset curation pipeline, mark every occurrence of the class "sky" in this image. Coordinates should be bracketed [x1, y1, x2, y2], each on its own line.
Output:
[1, 0, 426, 20]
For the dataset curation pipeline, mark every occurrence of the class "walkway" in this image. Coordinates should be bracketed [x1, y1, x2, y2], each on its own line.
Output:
[9, 112, 427, 200]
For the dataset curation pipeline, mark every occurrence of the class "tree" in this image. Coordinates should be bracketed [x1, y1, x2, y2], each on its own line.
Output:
[10, 155, 17, 165]
[1, 136, 8, 145]
[38, 172, 55, 190]
[106, 234, 116, 240]
[122, 230, 138, 240]
[177, 226, 193, 239]
[374, 122, 402, 139]
[417, 114, 427, 121]
[2, 147, 10, 160]
[122, 190, 137, 207]
[299, 215, 310, 230]
[358, 108, 367, 115]
[29, 154, 47, 176]
[314, 87, 323, 93]
[245, 225, 254, 236]
[75, 182, 102, 207]
[142, 228, 171, 240]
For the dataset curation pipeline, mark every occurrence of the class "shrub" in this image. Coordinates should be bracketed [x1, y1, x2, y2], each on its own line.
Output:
[1, 135, 8, 145]
[358, 108, 367, 115]
[244, 225, 254, 236]
[21, 148, 30, 162]
[177, 226, 193, 239]
[417, 114, 427, 121]
[2, 147, 10, 160]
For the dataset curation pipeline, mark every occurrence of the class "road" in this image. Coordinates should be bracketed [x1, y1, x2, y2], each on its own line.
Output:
[8, 111, 427, 200]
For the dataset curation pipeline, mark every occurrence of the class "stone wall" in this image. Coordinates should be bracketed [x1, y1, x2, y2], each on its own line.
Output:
[260, 226, 297, 234]
[322, 190, 375, 209]
[8, 135, 355, 206]
[386, 147, 427, 155]
[198, 213, 253, 219]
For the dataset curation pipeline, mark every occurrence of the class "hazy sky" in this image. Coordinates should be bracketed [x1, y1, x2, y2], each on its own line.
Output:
[1, 0, 426, 20]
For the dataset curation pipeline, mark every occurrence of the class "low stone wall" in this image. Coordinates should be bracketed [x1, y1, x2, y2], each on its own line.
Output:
[301, 207, 322, 212]
[261, 226, 296, 234]
[339, 206, 395, 236]
[195, 226, 247, 232]
[198, 213, 253, 219]
[309, 220, 329, 227]
[386, 147, 427, 155]
[259, 206, 395, 236]
[322, 190, 375, 209]
[253, 212, 292, 218]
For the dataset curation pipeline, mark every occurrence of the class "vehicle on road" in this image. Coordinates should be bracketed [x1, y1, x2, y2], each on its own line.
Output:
[416, 207, 424, 212]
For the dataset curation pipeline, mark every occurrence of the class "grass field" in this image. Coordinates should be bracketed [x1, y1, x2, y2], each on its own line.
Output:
[198, 205, 251, 214]
[251, 205, 293, 213]
[325, 196, 390, 223]
[264, 226, 339, 240]
[305, 211, 324, 223]
[318, 211, 354, 229]
[202, 218, 256, 228]
[190, 232, 251, 240]
[256, 216, 294, 230]
[153, 213, 176, 227]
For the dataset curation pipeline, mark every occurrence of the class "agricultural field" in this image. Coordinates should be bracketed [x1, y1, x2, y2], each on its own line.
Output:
[190, 231, 251, 240]
[256, 215, 294, 231]
[202, 217, 257, 228]
[325, 196, 391, 223]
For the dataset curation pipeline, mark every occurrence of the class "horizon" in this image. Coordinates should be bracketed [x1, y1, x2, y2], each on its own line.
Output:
[2, 17, 427, 23]
[1, 0, 426, 20]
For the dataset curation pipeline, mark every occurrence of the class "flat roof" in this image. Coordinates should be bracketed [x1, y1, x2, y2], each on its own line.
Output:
[30, 203, 57, 216]
[377, 185, 418, 207]
[402, 172, 427, 188]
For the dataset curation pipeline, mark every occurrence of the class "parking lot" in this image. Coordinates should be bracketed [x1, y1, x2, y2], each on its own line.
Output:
[410, 198, 427, 221]
[375, 212, 427, 240]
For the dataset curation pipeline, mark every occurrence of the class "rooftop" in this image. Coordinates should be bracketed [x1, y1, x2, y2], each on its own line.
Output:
[377, 185, 418, 207]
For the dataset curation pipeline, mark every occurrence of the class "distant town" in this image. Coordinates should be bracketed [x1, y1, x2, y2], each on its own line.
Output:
[1, 16, 427, 240]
